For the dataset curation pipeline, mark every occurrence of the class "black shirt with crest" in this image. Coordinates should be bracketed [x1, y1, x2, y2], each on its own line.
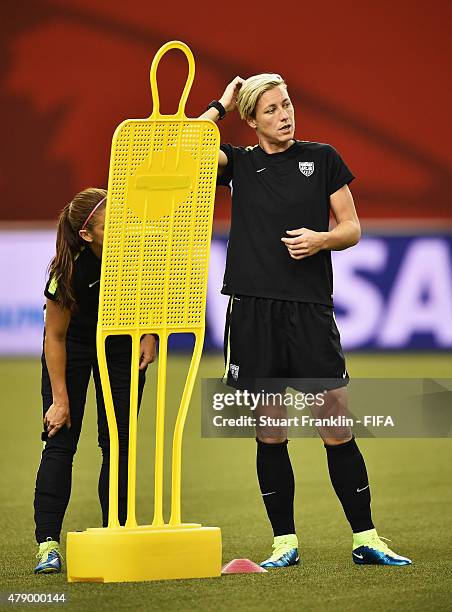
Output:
[217, 140, 355, 305]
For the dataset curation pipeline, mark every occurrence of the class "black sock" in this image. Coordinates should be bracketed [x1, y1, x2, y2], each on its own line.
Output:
[256, 439, 295, 537]
[325, 437, 374, 533]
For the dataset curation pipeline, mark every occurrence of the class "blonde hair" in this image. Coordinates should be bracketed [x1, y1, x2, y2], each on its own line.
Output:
[237, 73, 287, 120]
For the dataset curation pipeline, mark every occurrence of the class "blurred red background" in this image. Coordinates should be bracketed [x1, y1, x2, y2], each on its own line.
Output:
[1, 0, 451, 225]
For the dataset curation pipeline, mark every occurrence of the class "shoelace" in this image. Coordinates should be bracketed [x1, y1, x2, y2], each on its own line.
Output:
[36, 541, 61, 562]
[366, 534, 394, 555]
[269, 538, 297, 561]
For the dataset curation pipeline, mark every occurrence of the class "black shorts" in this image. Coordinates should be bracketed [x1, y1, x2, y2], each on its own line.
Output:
[223, 295, 348, 393]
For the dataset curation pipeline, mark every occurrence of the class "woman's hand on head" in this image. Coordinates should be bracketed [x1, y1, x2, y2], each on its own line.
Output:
[219, 76, 244, 114]
[44, 399, 71, 438]
[139, 334, 157, 370]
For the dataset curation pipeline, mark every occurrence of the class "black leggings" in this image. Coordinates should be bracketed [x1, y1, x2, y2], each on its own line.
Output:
[34, 336, 146, 543]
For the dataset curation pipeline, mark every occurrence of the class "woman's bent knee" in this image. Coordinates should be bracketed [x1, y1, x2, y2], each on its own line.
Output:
[257, 436, 287, 444]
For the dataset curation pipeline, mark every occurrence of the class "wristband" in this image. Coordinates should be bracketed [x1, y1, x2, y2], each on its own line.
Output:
[207, 100, 226, 120]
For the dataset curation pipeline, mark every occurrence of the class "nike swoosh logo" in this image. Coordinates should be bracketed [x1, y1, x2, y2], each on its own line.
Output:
[262, 491, 276, 496]
[357, 485, 369, 492]
[256, 168, 266, 173]
[353, 552, 363, 559]
[89, 280, 100, 288]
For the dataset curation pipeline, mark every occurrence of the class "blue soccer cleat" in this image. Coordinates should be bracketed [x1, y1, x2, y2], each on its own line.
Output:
[352, 529, 412, 566]
[34, 538, 62, 574]
[260, 534, 300, 569]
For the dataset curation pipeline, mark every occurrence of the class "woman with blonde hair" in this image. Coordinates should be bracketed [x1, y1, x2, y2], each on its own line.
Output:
[33, 188, 156, 574]
[202, 75, 411, 568]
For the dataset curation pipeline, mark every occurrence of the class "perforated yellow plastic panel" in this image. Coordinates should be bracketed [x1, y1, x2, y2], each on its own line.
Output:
[100, 91, 219, 333]
[66, 42, 222, 583]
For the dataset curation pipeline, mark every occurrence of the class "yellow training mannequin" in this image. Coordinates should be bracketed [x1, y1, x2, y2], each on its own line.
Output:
[66, 40, 221, 583]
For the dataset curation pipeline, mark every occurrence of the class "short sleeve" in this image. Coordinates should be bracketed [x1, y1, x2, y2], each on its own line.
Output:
[217, 143, 234, 187]
[44, 276, 58, 301]
[326, 146, 355, 196]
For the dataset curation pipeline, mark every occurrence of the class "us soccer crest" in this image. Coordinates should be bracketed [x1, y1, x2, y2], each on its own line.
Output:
[299, 161, 314, 177]
[230, 364, 239, 380]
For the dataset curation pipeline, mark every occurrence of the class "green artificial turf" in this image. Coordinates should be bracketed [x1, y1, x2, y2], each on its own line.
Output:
[0, 353, 451, 611]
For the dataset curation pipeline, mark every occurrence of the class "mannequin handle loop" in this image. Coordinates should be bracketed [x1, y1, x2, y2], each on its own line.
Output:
[149, 41, 195, 119]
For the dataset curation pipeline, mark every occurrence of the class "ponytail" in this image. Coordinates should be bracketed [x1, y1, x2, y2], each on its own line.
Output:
[47, 188, 107, 311]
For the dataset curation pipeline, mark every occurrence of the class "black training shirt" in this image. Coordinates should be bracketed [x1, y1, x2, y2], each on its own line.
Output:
[44, 246, 101, 343]
[217, 140, 355, 305]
